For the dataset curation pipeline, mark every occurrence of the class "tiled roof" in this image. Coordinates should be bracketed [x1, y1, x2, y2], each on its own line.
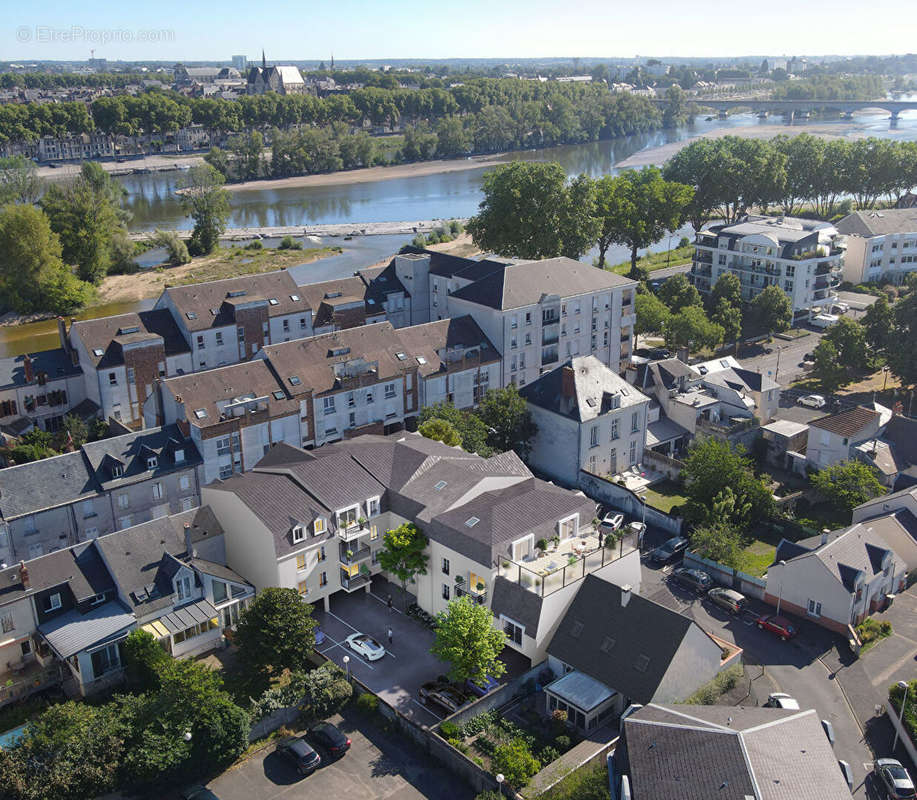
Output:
[392, 316, 501, 378]
[835, 208, 917, 237]
[808, 406, 878, 438]
[0, 348, 80, 390]
[0, 541, 114, 606]
[71, 310, 189, 368]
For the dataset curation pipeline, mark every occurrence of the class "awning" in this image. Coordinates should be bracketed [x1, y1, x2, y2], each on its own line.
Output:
[156, 599, 218, 635]
[38, 601, 135, 660]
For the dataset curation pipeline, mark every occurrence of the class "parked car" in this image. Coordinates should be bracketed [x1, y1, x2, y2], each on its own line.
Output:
[650, 536, 689, 564]
[797, 393, 827, 409]
[831, 302, 850, 315]
[466, 674, 500, 697]
[764, 692, 800, 710]
[181, 787, 221, 800]
[310, 722, 351, 758]
[649, 347, 671, 360]
[276, 737, 321, 776]
[670, 567, 713, 593]
[874, 758, 916, 800]
[419, 681, 467, 713]
[838, 760, 854, 792]
[345, 632, 385, 661]
[599, 512, 624, 532]
[756, 614, 797, 640]
[707, 587, 748, 615]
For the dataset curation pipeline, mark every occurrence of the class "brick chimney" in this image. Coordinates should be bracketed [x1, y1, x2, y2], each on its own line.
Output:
[18, 560, 30, 590]
[22, 354, 34, 384]
[561, 365, 576, 398]
[184, 522, 195, 558]
[57, 316, 68, 352]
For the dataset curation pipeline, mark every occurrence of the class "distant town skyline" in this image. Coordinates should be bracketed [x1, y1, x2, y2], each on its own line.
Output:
[3, 0, 910, 63]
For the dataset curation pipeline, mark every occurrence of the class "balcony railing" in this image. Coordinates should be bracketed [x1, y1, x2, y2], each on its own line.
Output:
[0, 662, 64, 708]
[337, 520, 372, 541]
[455, 585, 487, 604]
[542, 330, 559, 346]
[341, 572, 371, 592]
[339, 542, 371, 565]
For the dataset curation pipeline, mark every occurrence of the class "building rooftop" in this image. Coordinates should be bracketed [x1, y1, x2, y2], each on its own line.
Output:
[835, 208, 917, 237]
[71, 310, 189, 368]
[0, 348, 81, 389]
[808, 406, 879, 438]
[547, 670, 615, 712]
[393, 316, 501, 379]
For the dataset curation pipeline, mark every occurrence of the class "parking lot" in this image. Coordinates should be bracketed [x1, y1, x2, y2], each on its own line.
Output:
[313, 589, 450, 727]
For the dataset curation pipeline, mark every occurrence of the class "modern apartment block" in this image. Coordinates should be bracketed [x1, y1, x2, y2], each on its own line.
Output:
[835, 208, 917, 284]
[691, 215, 844, 320]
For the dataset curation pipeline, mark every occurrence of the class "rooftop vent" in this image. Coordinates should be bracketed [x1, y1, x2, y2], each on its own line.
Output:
[117, 326, 140, 335]
[634, 654, 650, 673]
[186, 312, 197, 320]
[570, 619, 585, 638]
[434, 480, 447, 491]
[227, 290, 247, 298]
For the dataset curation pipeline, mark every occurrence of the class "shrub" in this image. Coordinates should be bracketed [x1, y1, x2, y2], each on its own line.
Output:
[475, 790, 501, 800]
[355, 692, 379, 714]
[244, 239, 263, 250]
[683, 664, 743, 705]
[462, 710, 496, 737]
[536, 538, 548, 552]
[152, 229, 191, 266]
[856, 617, 892, 645]
[554, 734, 571, 750]
[278, 235, 303, 250]
[122, 629, 171, 692]
[439, 720, 461, 739]
[491, 738, 540, 789]
[539, 745, 561, 764]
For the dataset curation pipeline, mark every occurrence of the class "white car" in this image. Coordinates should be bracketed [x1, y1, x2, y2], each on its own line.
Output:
[797, 394, 827, 409]
[345, 632, 385, 661]
[831, 302, 849, 315]
[810, 313, 839, 329]
[600, 512, 624, 532]
[764, 692, 800, 710]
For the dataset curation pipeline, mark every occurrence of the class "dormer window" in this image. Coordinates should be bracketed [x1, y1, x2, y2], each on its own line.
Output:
[146, 456, 158, 470]
[174, 449, 185, 464]
[292, 525, 306, 543]
[175, 574, 192, 602]
[110, 464, 123, 478]
[314, 518, 326, 535]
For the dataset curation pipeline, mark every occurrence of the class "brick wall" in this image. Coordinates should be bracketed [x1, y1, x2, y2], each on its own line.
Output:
[233, 305, 268, 357]
[120, 340, 166, 421]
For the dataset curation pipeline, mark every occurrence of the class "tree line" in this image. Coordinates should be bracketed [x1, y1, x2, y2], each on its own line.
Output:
[0, 71, 152, 89]
[770, 74, 884, 101]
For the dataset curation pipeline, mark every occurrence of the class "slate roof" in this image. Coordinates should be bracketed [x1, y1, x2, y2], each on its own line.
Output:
[392, 316, 501, 378]
[450, 257, 634, 310]
[882, 415, 917, 481]
[520, 356, 649, 423]
[0, 541, 114, 607]
[490, 576, 543, 637]
[297, 275, 375, 326]
[808, 406, 878, 438]
[70, 310, 189, 368]
[623, 703, 854, 800]
[835, 208, 917, 237]
[548, 575, 707, 704]
[0, 348, 80, 389]
[653, 357, 696, 390]
[398, 247, 510, 282]
[38, 600, 134, 659]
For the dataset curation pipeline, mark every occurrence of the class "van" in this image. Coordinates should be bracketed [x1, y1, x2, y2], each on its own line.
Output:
[706, 587, 748, 615]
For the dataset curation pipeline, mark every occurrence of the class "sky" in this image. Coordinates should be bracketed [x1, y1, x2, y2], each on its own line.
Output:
[3, 0, 913, 63]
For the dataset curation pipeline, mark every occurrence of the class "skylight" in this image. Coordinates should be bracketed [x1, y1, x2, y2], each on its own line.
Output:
[416, 356, 427, 365]
[600, 636, 616, 653]
[186, 312, 197, 320]
[720, 360, 730, 368]
[634, 654, 650, 673]
[396, 352, 407, 361]
[434, 480, 447, 491]
[586, 398, 597, 407]
[92, 348, 104, 357]
[465, 516, 480, 528]
[272, 390, 285, 400]
[194, 408, 208, 419]
[289, 376, 301, 386]
[570, 619, 585, 638]
[269, 298, 279, 306]
[290, 294, 300, 302]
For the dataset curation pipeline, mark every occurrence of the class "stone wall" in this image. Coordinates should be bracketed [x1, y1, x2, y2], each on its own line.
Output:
[578, 470, 683, 536]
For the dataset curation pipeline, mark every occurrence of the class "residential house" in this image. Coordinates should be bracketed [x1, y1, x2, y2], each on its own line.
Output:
[618, 703, 853, 799]
[520, 356, 651, 486]
[805, 405, 884, 472]
[836, 208, 917, 284]
[0, 425, 202, 566]
[544, 576, 724, 732]
[766, 523, 910, 633]
[204, 434, 642, 664]
[690, 355, 780, 423]
[0, 348, 86, 435]
[760, 419, 810, 473]
[691, 215, 844, 321]
[853, 483, 917, 524]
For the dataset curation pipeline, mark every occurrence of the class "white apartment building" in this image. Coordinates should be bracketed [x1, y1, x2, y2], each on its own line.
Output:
[836, 208, 917, 284]
[691, 215, 844, 321]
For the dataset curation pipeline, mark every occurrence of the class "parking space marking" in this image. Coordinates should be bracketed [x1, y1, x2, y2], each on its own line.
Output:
[411, 697, 443, 720]
[318, 632, 375, 671]
[368, 592, 405, 615]
[327, 610, 360, 634]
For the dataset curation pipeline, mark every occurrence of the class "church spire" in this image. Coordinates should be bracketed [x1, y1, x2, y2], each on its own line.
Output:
[262, 49, 266, 69]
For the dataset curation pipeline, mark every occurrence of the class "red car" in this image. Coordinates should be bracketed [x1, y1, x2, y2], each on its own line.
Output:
[756, 614, 797, 640]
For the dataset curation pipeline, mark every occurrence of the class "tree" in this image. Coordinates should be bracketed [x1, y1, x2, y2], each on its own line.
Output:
[419, 417, 461, 447]
[491, 738, 541, 789]
[662, 85, 689, 128]
[58, 414, 89, 449]
[690, 520, 745, 569]
[0, 204, 92, 314]
[811, 339, 847, 393]
[298, 662, 352, 718]
[122, 629, 170, 692]
[887, 293, 917, 387]
[664, 305, 724, 354]
[431, 595, 507, 684]
[810, 460, 885, 512]
[467, 162, 598, 259]
[419, 402, 492, 456]
[656, 273, 702, 314]
[592, 168, 693, 272]
[0, 155, 42, 205]
[377, 522, 429, 610]
[476, 384, 537, 458]
[180, 163, 230, 256]
[710, 297, 742, 345]
[823, 317, 868, 371]
[634, 291, 671, 336]
[772, 133, 823, 215]
[234, 587, 317, 689]
[860, 294, 894, 359]
[747, 285, 792, 336]
[708, 272, 742, 313]
[152, 229, 191, 266]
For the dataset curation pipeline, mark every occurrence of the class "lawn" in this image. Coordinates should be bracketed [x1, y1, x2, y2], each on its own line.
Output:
[642, 480, 687, 513]
[605, 244, 694, 276]
[739, 539, 777, 577]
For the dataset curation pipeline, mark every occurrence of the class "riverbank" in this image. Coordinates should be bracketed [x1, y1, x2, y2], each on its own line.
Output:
[615, 122, 873, 168]
[37, 152, 204, 180]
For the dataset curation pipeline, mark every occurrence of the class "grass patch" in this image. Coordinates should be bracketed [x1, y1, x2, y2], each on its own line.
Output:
[170, 244, 343, 287]
[682, 664, 744, 705]
[856, 617, 892, 654]
[605, 244, 694, 276]
[642, 480, 687, 513]
[774, 328, 810, 340]
[738, 541, 777, 577]
[533, 760, 609, 800]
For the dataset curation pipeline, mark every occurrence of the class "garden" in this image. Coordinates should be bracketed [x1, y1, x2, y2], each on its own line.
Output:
[855, 617, 892, 653]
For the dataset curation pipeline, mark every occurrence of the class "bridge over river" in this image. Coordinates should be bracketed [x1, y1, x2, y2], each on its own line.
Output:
[652, 98, 917, 119]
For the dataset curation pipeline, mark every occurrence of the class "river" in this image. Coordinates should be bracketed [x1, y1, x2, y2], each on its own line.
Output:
[3, 109, 917, 358]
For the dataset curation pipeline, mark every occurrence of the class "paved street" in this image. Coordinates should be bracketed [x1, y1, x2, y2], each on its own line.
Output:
[204, 707, 474, 800]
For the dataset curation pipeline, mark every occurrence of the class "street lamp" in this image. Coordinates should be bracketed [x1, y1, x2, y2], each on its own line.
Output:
[892, 680, 910, 752]
[183, 731, 192, 742]
[496, 773, 505, 796]
[774, 560, 787, 616]
[343, 654, 350, 680]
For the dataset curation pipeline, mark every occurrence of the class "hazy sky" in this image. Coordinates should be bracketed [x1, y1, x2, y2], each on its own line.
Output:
[4, 0, 911, 62]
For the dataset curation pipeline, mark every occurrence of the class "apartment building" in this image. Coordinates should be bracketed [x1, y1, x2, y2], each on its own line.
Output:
[836, 208, 917, 284]
[521, 356, 651, 486]
[691, 215, 844, 320]
[445, 257, 637, 384]
[0, 425, 202, 567]
[204, 433, 643, 665]
[0, 348, 87, 435]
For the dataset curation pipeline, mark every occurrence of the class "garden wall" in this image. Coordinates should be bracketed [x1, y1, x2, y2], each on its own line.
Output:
[579, 470, 683, 536]
[248, 706, 301, 742]
[684, 550, 767, 601]
[443, 662, 548, 729]
[521, 726, 618, 799]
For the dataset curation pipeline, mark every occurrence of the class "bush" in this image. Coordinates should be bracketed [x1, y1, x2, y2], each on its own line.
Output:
[475, 791, 501, 800]
[539, 745, 561, 764]
[439, 720, 461, 739]
[355, 692, 379, 713]
[856, 617, 892, 645]
[491, 738, 540, 789]
[554, 734, 571, 750]
[683, 664, 743, 705]
[152, 229, 191, 266]
[244, 239, 263, 250]
[278, 235, 303, 250]
[462, 710, 496, 737]
[122, 629, 170, 692]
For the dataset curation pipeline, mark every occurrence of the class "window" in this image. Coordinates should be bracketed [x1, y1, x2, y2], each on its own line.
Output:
[215, 331, 223, 346]
[175, 574, 192, 602]
[347, 391, 355, 408]
[46, 593, 62, 612]
[118, 515, 132, 529]
[197, 335, 206, 349]
[212, 581, 228, 603]
[219, 464, 233, 480]
[90, 643, 120, 679]
[337, 507, 359, 528]
[152, 482, 163, 500]
[442, 557, 450, 575]
[179, 475, 191, 491]
[525, 311, 532, 326]
[108, 372, 117, 386]
[502, 617, 523, 646]
[511, 315, 518, 329]
[366, 390, 374, 404]
[296, 553, 307, 571]
[385, 383, 396, 399]
[314, 518, 326, 535]
[282, 319, 290, 332]
[323, 397, 336, 415]
[807, 599, 822, 617]
[90, 593, 106, 605]
[237, 326, 245, 342]
[175, 449, 185, 464]
[110, 463, 123, 478]
[146, 456, 158, 470]
[117, 494, 129, 509]
[368, 497, 380, 516]
[318, 546, 326, 562]
[300, 317, 307, 330]
[590, 426, 599, 448]
[181, 497, 195, 512]
[319, 572, 327, 587]
[292, 525, 306, 543]
[610, 419, 619, 440]
[1, 613, 14, 633]
[631, 412, 639, 433]
[298, 580, 309, 597]
[126, 367, 135, 385]
[629, 439, 637, 465]
[511, 337, 517, 350]
[465, 516, 480, 528]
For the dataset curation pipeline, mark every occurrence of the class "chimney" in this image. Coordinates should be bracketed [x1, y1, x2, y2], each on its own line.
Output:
[620, 583, 632, 607]
[821, 529, 829, 546]
[561, 365, 576, 398]
[22, 354, 34, 384]
[18, 560, 29, 590]
[184, 523, 195, 558]
[57, 316, 68, 352]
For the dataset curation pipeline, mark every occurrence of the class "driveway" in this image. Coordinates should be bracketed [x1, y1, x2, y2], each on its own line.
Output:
[204, 707, 474, 800]
[313, 590, 450, 727]
[639, 556, 880, 798]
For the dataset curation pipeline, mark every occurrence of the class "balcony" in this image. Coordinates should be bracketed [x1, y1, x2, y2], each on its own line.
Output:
[455, 577, 487, 604]
[692, 263, 712, 277]
[339, 541, 371, 565]
[542, 346, 559, 366]
[695, 250, 713, 264]
[815, 261, 834, 276]
[542, 329, 559, 346]
[340, 570, 371, 592]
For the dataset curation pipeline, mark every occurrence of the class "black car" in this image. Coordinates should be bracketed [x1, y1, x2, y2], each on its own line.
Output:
[276, 737, 321, 776]
[310, 722, 351, 757]
[649, 347, 671, 360]
[650, 536, 689, 564]
[670, 567, 713, 593]
[181, 787, 220, 800]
